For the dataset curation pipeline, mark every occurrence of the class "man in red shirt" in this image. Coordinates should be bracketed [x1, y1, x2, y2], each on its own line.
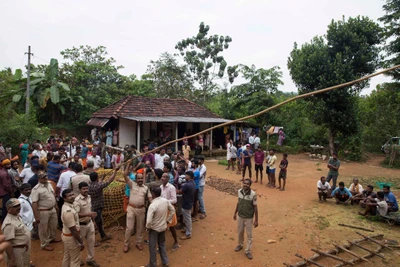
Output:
[254, 147, 265, 184]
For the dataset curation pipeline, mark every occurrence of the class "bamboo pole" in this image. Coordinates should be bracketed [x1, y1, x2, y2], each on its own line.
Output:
[295, 254, 326, 267]
[338, 223, 374, 232]
[348, 240, 385, 259]
[311, 248, 354, 265]
[102, 64, 400, 175]
[355, 232, 394, 251]
[333, 244, 368, 262]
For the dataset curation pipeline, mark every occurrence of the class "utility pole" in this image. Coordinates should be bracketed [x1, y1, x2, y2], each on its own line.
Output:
[25, 46, 33, 115]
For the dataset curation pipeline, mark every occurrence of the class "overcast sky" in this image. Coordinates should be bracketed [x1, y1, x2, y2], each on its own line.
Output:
[0, 0, 391, 94]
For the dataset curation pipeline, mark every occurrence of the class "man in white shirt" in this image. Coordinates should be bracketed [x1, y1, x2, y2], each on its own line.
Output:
[56, 162, 77, 229]
[146, 187, 175, 267]
[358, 191, 388, 217]
[198, 156, 207, 220]
[155, 148, 169, 170]
[160, 173, 179, 251]
[248, 134, 254, 150]
[18, 183, 38, 238]
[253, 134, 261, 149]
[317, 176, 331, 202]
[348, 178, 364, 205]
[20, 162, 37, 183]
[87, 150, 102, 170]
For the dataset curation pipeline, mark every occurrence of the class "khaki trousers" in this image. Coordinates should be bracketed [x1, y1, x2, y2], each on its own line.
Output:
[5, 244, 31, 267]
[237, 216, 253, 252]
[39, 208, 57, 248]
[80, 221, 95, 262]
[124, 205, 145, 246]
[62, 235, 81, 267]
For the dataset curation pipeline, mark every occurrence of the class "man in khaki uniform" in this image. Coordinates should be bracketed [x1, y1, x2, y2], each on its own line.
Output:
[61, 188, 84, 267]
[2, 198, 32, 267]
[31, 172, 60, 251]
[74, 182, 99, 267]
[70, 164, 91, 197]
[123, 167, 152, 253]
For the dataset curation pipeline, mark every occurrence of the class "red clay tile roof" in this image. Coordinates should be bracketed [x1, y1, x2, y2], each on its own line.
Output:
[91, 96, 223, 119]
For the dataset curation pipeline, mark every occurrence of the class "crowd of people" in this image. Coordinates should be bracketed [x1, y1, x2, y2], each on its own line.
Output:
[317, 152, 399, 217]
[0, 135, 214, 267]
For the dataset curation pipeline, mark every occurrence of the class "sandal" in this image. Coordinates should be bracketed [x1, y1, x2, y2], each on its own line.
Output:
[172, 243, 180, 252]
[200, 213, 207, 220]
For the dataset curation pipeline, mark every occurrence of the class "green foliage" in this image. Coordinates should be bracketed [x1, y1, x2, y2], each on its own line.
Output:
[379, 0, 400, 79]
[218, 159, 229, 166]
[359, 83, 400, 152]
[0, 111, 50, 154]
[146, 52, 194, 99]
[288, 16, 382, 153]
[175, 22, 238, 102]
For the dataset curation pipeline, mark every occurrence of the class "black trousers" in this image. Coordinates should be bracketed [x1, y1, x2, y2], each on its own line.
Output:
[94, 208, 106, 238]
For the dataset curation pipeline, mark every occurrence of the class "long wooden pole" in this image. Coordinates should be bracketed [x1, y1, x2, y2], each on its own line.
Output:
[355, 232, 394, 251]
[146, 64, 400, 155]
[102, 64, 400, 174]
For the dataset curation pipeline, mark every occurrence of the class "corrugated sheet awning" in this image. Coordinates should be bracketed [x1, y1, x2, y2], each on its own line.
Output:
[86, 118, 110, 127]
[121, 116, 231, 123]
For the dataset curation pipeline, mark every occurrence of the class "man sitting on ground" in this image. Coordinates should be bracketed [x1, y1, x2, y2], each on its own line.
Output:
[331, 182, 352, 204]
[358, 191, 387, 217]
[353, 185, 376, 207]
[383, 185, 399, 213]
[317, 176, 331, 203]
[348, 178, 363, 205]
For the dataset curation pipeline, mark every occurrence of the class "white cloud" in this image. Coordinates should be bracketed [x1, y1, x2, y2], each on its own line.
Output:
[0, 0, 392, 94]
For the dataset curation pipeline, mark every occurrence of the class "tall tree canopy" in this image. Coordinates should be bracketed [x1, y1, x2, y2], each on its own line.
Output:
[146, 52, 194, 99]
[288, 16, 382, 153]
[175, 22, 238, 103]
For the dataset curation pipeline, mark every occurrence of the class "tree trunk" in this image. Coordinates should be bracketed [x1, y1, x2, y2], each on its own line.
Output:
[328, 129, 335, 155]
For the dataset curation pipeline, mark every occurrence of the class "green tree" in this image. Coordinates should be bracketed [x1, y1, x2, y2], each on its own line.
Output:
[146, 52, 194, 98]
[359, 83, 400, 152]
[379, 0, 400, 78]
[229, 65, 283, 124]
[175, 22, 238, 103]
[288, 16, 382, 154]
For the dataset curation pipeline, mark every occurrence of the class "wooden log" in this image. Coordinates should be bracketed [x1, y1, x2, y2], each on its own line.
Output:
[295, 254, 326, 267]
[338, 223, 374, 232]
[355, 232, 394, 251]
[348, 240, 385, 259]
[311, 248, 354, 265]
[288, 235, 384, 267]
[333, 244, 368, 262]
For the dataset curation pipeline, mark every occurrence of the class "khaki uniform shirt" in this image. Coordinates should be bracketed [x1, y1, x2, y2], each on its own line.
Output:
[74, 194, 92, 223]
[1, 214, 30, 246]
[70, 173, 91, 197]
[127, 180, 151, 206]
[62, 202, 79, 234]
[31, 182, 56, 209]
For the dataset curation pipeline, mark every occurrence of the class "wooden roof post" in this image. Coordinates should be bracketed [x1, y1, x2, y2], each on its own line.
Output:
[210, 123, 213, 157]
[175, 122, 178, 153]
[137, 121, 141, 150]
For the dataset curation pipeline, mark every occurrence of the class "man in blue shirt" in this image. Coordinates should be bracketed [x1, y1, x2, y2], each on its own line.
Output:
[383, 185, 399, 213]
[192, 159, 200, 219]
[241, 144, 252, 181]
[331, 182, 352, 204]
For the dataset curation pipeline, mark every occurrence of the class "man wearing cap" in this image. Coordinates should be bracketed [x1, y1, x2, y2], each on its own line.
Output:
[74, 182, 99, 267]
[123, 166, 152, 253]
[61, 189, 84, 267]
[2, 198, 33, 267]
[0, 159, 13, 219]
[31, 172, 60, 251]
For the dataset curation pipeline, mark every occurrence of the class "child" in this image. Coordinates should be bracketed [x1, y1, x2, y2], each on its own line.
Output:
[277, 153, 288, 191]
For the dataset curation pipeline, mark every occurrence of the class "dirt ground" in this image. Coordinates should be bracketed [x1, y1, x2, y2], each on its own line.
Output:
[5, 153, 400, 267]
